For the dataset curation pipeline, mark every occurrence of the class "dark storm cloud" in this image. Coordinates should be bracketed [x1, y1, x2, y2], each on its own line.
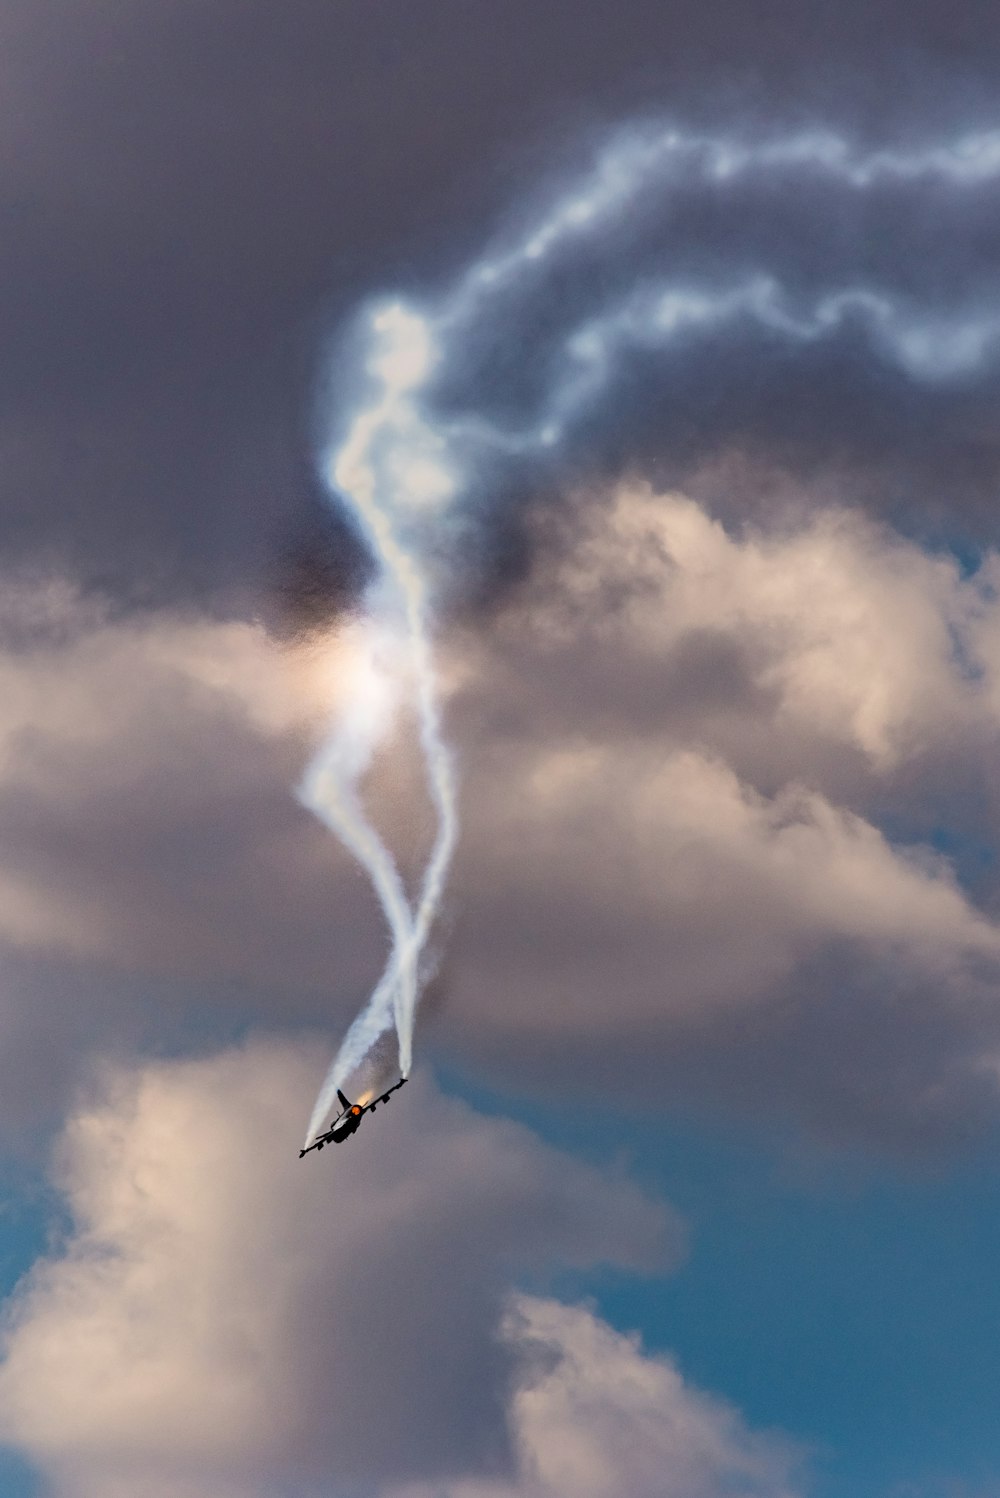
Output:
[414, 133, 1000, 581]
[5, 0, 1000, 604]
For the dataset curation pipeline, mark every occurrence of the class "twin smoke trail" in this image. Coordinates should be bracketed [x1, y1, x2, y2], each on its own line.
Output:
[301, 120, 1000, 1143]
[299, 303, 459, 1144]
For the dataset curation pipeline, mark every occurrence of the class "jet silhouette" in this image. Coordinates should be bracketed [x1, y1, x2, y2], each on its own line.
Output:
[299, 1078, 407, 1157]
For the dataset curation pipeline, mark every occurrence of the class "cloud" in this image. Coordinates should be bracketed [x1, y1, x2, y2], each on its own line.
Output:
[0, 578, 403, 1140]
[4, 484, 1000, 1147]
[457, 745, 1000, 1025]
[394, 1297, 805, 1498]
[0, 575, 366, 975]
[438, 485, 1000, 1142]
[462, 484, 1000, 781]
[0, 1038, 682, 1498]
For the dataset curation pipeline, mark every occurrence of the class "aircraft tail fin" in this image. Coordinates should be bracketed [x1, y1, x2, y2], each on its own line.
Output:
[336, 1089, 351, 1111]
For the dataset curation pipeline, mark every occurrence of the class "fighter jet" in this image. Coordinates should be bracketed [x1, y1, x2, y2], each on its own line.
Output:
[299, 1078, 407, 1157]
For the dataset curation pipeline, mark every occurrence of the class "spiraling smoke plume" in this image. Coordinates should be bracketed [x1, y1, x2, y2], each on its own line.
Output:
[302, 119, 1000, 1144]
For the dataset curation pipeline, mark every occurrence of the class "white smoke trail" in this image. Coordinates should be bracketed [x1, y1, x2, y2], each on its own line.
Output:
[303, 120, 1000, 1144]
[302, 305, 460, 1142]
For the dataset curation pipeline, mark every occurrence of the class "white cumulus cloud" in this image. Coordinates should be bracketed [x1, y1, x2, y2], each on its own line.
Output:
[0, 1038, 687, 1498]
[393, 1295, 805, 1498]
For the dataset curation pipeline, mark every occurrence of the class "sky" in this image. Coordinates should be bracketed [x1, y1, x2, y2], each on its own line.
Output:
[6, 3, 1000, 1496]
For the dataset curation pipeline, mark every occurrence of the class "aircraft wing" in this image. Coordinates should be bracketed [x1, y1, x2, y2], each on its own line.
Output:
[359, 1076, 407, 1115]
[298, 1078, 406, 1156]
[298, 1127, 335, 1158]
